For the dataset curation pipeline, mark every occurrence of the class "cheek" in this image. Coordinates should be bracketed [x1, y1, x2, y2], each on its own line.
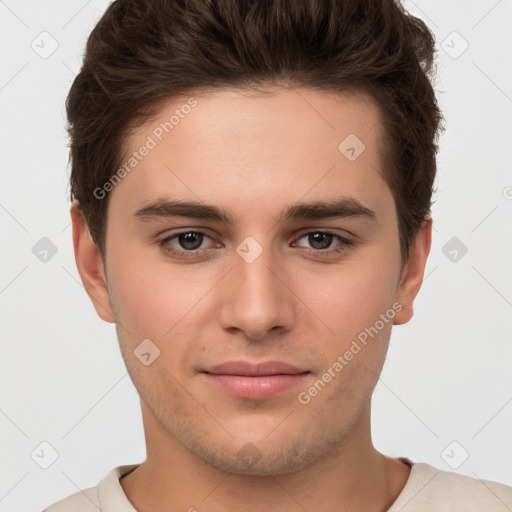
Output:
[302, 254, 400, 338]
[107, 245, 219, 343]
[299, 268, 398, 412]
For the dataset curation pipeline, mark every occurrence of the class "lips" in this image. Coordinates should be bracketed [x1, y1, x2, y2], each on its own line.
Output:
[205, 360, 307, 376]
[201, 360, 310, 400]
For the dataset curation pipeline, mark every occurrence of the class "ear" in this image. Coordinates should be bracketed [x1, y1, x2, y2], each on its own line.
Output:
[70, 203, 115, 323]
[393, 217, 432, 325]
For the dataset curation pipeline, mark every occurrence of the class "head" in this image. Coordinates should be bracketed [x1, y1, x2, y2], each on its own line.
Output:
[69, 0, 443, 475]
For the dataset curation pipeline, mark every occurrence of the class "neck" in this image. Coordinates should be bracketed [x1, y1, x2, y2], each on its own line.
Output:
[120, 401, 411, 512]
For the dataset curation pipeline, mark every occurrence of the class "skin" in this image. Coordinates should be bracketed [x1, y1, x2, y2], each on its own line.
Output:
[72, 86, 431, 512]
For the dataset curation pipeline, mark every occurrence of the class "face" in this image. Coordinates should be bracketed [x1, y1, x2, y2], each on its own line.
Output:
[74, 87, 430, 475]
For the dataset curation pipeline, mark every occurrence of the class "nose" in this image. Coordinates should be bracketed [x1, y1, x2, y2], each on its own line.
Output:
[216, 243, 295, 342]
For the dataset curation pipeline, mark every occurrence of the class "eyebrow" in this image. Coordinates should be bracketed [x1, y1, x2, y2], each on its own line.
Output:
[134, 197, 376, 224]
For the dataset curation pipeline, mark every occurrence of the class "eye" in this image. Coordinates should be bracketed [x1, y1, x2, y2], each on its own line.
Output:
[293, 231, 353, 254]
[158, 229, 354, 260]
[159, 231, 216, 259]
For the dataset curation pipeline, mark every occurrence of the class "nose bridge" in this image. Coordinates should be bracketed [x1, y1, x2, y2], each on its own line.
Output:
[217, 236, 294, 340]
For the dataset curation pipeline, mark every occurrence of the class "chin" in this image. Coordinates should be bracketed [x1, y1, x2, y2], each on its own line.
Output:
[183, 432, 328, 476]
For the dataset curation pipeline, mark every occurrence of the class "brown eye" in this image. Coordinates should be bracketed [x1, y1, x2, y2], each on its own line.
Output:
[159, 230, 215, 259]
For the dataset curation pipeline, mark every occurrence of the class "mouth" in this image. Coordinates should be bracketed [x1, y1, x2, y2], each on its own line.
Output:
[201, 360, 311, 400]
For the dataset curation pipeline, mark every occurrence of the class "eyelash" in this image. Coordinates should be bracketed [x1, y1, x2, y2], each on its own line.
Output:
[158, 230, 354, 260]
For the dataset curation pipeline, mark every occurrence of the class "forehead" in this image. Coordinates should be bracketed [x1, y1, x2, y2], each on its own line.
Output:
[109, 86, 391, 223]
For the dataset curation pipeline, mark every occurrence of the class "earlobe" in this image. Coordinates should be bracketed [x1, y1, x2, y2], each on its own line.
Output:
[70, 203, 115, 323]
[393, 217, 432, 326]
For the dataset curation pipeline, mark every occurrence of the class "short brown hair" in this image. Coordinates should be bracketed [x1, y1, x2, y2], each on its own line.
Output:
[66, 0, 444, 261]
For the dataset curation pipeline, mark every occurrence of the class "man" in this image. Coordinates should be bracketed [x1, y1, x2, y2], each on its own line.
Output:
[44, 0, 512, 510]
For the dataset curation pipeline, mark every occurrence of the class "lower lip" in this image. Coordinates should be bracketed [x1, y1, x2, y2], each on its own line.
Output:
[202, 373, 309, 400]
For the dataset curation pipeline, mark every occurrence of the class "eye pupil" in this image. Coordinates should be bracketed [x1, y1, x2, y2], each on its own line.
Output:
[179, 232, 203, 250]
[309, 232, 332, 250]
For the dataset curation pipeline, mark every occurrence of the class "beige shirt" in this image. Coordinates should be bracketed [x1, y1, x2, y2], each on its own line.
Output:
[43, 458, 512, 511]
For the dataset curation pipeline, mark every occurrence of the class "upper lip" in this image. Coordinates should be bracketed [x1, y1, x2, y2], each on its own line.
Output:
[203, 360, 309, 376]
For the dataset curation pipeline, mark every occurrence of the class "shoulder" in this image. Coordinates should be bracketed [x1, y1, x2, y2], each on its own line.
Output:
[42, 464, 139, 512]
[42, 486, 100, 512]
[390, 461, 512, 511]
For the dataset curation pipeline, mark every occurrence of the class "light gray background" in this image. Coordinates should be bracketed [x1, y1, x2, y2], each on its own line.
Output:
[1, 1, 511, 510]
